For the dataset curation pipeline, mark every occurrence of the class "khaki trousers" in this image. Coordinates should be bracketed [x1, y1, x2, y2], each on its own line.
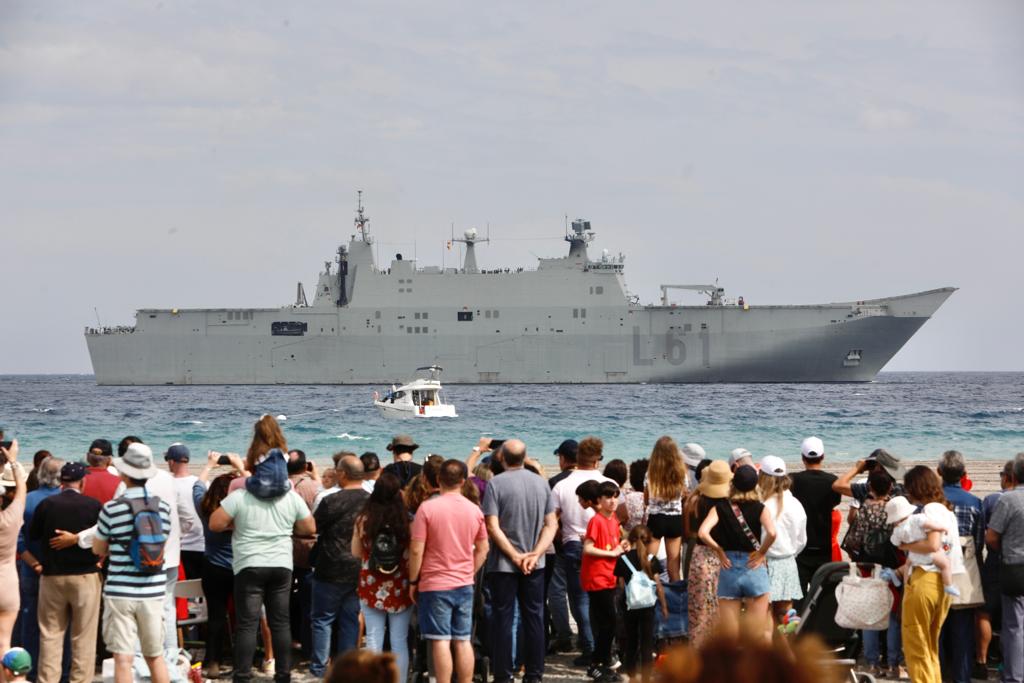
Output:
[902, 568, 952, 683]
[37, 573, 102, 683]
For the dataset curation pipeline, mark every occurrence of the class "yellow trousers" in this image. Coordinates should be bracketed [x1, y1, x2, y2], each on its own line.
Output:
[902, 568, 951, 683]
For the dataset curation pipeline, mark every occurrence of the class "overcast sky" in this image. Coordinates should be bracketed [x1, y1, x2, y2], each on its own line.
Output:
[2, 2, 1022, 373]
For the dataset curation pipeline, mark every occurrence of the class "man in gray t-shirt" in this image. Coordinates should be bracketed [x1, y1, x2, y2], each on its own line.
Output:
[986, 453, 1024, 683]
[481, 439, 557, 683]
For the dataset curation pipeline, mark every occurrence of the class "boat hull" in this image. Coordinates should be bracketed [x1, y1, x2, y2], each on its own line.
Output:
[85, 288, 954, 385]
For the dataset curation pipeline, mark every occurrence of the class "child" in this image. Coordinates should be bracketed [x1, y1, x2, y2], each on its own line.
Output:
[2, 648, 32, 683]
[885, 496, 960, 596]
[614, 525, 669, 683]
[582, 481, 628, 683]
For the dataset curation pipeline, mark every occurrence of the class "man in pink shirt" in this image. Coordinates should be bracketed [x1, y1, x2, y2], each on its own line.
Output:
[409, 460, 489, 683]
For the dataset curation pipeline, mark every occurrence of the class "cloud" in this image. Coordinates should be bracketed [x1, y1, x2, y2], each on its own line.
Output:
[859, 104, 914, 131]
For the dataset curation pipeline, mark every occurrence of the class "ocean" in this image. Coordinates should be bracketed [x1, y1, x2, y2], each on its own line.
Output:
[1, 373, 1021, 468]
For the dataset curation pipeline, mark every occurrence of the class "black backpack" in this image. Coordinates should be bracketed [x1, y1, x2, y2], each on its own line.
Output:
[368, 526, 402, 575]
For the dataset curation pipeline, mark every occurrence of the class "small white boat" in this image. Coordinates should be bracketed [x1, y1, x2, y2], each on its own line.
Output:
[373, 366, 458, 419]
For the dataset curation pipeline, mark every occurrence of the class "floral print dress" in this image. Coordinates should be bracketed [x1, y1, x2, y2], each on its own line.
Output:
[357, 542, 413, 614]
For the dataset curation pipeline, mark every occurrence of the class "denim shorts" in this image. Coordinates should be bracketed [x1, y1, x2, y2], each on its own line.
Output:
[718, 550, 771, 599]
[418, 585, 474, 641]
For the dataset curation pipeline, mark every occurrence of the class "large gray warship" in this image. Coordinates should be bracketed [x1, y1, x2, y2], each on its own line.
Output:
[86, 194, 955, 385]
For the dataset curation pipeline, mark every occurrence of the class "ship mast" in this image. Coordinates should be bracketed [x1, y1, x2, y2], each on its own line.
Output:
[354, 189, 372, 243]
[452, 228, 489, 274]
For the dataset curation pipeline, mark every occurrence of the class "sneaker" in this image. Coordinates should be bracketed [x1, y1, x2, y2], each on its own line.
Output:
[972, 661, 989, 681]
[896, 665, 910, 680]
[608, 655, 621, 671]
[261, 659, 275, 676]
[586, 665, 605, 680]
[598, 670, 623, 683]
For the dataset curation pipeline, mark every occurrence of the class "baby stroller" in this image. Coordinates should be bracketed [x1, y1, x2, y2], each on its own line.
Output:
[795, 561, 878, 683]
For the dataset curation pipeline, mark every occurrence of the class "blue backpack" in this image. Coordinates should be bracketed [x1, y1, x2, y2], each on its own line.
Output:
[125, 494, 167, 574]
[622, 554, 659, 610]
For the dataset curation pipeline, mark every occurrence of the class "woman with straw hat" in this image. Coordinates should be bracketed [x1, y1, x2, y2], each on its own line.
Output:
[683, 459, 732, 648]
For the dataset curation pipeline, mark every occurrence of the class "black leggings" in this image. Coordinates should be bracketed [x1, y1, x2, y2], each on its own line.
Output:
[588, 589, 617, 667]
[201, 560, 234, 666]
[233, 566, 292, 683]
[622, 606, 655, 680]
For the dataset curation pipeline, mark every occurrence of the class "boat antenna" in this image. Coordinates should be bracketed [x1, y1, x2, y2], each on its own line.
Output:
[94, 307, 102, 328]
[354, 190, 370, 241]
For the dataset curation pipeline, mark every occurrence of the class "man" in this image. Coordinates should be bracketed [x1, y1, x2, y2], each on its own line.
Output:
[549, 436, 613, 666]
[2, 648, 32, 683]
[308, 455, 368, 678]
[937, 450, 984, 683]
[546, 439, 577, 654]
[92, 444, 172, 683]
[80, 439, 120, 504]
[165, 444, 205, 579]
[409, 460, 489, 683]
[382, 435, 421, 488]
[30, 462, 102, 683]
[681, 442, 706, 490]
[728, 447, 754, 471]
[789, 436, 841, 598]
[482, 439, 557, 683]
[360, 452, 381, 494]
[16, 457, 63, 679]
[832, 448, 906, 502]
[986, 452, 1024, 683]
[286, 449, 321, 659]
[977, 460, 1014, 679]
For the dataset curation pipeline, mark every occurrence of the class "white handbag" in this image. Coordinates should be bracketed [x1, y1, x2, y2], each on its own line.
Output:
[834, 564, 893, 631]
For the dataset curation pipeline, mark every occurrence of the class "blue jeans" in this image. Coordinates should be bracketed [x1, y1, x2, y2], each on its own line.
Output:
[939, 608, 974, 683]
[562, 541, 594, 654]
[547, 553, 572, 642]
[863, 611, 902, 667]
[489, 571, 545, 681]
[309, 579, 360, 676]
[362, 605, 412, 681]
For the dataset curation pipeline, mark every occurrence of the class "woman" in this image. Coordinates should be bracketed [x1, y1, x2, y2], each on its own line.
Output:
[194, 451, 244, 679]
[898, 466, 964, 683]
[24, 450, 51, 493]
[210, 416, 315, 683]
[756, 456, 807, 627]
[644, 437, 688, 581]
[404, 455, 444, 514]
[351, 472, 413, 680]
[698, 464, 777, 641]
[0, 441, 27, 659]
[684, 460, 730, 648]
[617, 459, 648, 534]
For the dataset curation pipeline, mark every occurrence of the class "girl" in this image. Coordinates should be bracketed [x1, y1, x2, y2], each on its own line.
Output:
[698, 464, 777, 642]
[756, 456, 807, 628]
[644, 437, 687, 582]
[351, 472, 413, 681]
[614, 525, 669, 683]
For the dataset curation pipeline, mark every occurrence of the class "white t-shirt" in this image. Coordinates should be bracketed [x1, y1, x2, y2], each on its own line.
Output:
[174, 474, 205, 552]
[550, 469, 613, 545]
[762, 490, 807, 558]
[312, 485, 339, 514]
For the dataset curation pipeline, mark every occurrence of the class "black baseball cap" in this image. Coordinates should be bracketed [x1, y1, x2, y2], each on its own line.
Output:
[60, 462, 88, 483]
[733, 465, 759, 493]
[554, 439, 578, 461]
[88, 439, 113, 456]
[164, 443, 190, 463]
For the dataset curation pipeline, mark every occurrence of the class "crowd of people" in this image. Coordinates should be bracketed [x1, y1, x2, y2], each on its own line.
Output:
[0, 421, 1022, 683]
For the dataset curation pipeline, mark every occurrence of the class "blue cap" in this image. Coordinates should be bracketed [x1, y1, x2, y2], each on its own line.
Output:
[3, 648, 31, 675]
[164, 443, 190, 463]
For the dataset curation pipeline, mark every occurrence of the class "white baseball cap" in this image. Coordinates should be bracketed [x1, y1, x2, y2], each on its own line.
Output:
[681, 442, 706, 468]
[760, 455, 787, 477]
[800, 436, 825, 459]
[729, 448, 753, 468]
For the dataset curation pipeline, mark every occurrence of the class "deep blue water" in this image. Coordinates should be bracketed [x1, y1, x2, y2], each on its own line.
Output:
[1, 373, 1021, 468]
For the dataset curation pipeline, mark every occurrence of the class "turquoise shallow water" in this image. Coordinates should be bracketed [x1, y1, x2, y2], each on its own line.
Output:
[1, 373, 1021, 468]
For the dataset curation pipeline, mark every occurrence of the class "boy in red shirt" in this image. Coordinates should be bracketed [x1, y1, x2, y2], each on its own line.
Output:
[582, 481, 627, 682]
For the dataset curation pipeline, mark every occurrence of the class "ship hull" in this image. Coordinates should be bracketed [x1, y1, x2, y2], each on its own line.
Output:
[86, 288, 954, 385]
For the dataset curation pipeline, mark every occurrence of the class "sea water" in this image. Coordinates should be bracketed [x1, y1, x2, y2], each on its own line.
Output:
[1, 373, 1021, 467]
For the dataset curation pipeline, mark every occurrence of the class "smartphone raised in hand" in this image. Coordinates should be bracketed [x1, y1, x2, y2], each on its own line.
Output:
[488, 439, 506, 450]
[217, 455, 232, 466]
[0, 441, 12, 450]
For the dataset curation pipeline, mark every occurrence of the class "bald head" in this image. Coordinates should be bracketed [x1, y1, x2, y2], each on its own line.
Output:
[502, 439, 527, 467]
[337, 454, 365, 488]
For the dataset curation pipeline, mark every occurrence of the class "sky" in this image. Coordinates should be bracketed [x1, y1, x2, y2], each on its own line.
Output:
[1, 1, 1022, 373]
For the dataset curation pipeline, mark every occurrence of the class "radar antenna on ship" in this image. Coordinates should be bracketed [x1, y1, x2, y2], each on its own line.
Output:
[354, 190, 373, 244]
[452, 227, 489, 274]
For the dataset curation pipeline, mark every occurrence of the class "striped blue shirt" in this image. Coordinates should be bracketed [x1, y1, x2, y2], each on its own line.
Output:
[96, 486, 172, 600]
